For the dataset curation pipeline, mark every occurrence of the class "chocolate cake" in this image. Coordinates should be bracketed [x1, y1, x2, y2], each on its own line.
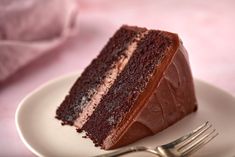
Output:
[56, 25, 197, 150]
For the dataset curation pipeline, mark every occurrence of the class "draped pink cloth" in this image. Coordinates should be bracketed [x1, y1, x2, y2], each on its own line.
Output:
[0, 0, 79, 82]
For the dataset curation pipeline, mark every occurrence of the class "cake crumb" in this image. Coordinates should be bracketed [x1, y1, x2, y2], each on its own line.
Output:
[76, 129, 83, 133]
[107, 116, 115, 125]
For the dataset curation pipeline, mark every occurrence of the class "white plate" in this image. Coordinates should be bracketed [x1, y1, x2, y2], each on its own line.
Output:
[16, 72, 235, 157]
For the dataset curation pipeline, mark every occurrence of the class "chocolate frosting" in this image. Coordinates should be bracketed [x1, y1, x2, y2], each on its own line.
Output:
[103, 37, 197, 149]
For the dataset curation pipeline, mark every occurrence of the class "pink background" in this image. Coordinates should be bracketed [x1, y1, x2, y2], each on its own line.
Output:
[1, 0, 235, 156]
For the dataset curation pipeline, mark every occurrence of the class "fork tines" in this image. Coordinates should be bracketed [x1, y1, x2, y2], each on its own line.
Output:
[171, 121, 219, 156]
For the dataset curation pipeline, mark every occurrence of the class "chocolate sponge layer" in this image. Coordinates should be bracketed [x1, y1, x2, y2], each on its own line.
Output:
[56, 26, 146, 125]
[82, 28, 197, 149]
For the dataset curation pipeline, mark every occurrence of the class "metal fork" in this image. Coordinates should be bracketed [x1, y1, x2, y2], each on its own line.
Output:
[95, 121, 218, 157]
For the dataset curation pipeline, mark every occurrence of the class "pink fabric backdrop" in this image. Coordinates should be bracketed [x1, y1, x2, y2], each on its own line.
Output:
[1, 0, 235, 156]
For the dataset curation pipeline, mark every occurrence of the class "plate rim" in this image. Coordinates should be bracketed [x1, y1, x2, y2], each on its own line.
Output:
[15, 72, 81, 157]
[15, 72, 235, 156]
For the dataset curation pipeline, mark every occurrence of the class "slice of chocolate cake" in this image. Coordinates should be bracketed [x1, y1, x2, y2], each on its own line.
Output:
[56, 25, 197, 150]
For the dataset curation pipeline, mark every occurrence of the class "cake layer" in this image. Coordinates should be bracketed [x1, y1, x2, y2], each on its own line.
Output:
[74, 30, 149, 128]
[56, 26, 146, 125]
[103, 42, 197, 149]
[82, 29, 195, 149]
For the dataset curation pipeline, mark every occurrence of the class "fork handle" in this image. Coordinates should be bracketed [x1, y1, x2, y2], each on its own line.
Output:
[94, 146, 161, 157]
